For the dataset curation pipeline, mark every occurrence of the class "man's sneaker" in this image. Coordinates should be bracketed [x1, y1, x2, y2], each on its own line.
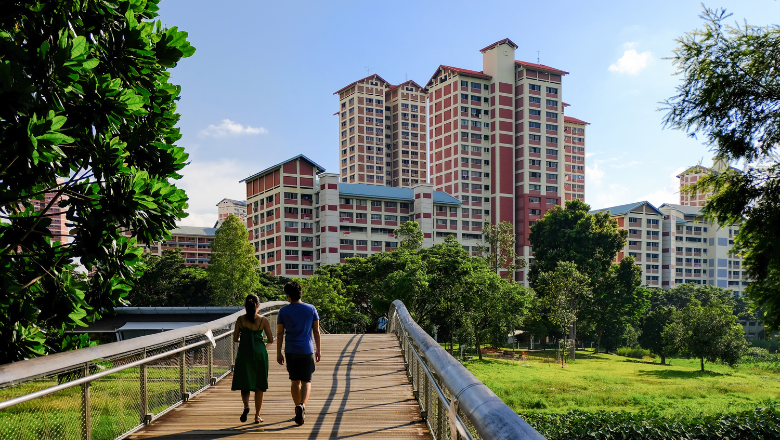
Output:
[294, 404, 304, 425]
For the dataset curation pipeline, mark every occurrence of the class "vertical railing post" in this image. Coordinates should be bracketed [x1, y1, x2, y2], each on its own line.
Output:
[180, 338, 187, 402]
[229, 328, 235, 370]
[81, 363, 91, 440]
[140, 348, 149, 424]
[208, 339, 215, 385]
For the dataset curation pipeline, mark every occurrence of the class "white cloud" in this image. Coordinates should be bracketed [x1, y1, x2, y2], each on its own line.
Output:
[199, 119, 268, 138]
[610, 161, 642, 169]
[608, 49, 652, 75]
[585, 162, 605, 186]
[591, 184, 631, 209]
[175, 159, 256, 227]
[637, 166, 687, 207]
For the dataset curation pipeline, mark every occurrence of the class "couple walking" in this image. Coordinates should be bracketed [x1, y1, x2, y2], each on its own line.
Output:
[230, 281, 321, 425]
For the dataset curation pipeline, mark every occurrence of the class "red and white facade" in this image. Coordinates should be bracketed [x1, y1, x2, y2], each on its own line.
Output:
[334, 75, 428, 188]
[425, 38, 588, 281]
[241, 155, 463, 278]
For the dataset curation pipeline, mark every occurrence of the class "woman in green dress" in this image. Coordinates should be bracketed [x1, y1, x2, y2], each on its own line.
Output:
[232, 294, 274, 423]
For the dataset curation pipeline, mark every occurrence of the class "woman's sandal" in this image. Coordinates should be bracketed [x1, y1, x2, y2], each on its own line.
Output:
[240, 407, 250, 422]
[254, 415, 263, 424]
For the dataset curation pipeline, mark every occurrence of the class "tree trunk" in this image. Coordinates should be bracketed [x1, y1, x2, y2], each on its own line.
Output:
[569, 322, 576, 361]
[660, 354, 666, 365]
[595, 331, 602, 354]
[700, 357, 704, 372]
[475, 325, 482, 360]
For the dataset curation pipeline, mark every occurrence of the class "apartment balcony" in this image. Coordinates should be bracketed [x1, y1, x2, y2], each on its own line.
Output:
[628, 244, 642, 251]
[628, 221, 641, 227]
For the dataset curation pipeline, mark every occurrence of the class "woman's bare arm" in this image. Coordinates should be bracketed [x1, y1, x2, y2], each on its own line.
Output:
[263, 316, 274, 344]
[233, 317, 242, 342]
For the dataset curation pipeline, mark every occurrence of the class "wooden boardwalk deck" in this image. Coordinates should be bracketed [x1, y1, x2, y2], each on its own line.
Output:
[129, 334, 431, 439]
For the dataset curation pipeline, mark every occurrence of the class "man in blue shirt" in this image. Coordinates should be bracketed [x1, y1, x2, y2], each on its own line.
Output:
[277, 281, 321, 426]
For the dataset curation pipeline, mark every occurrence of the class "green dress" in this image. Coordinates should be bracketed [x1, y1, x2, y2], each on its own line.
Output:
[231, 322, 269, 392]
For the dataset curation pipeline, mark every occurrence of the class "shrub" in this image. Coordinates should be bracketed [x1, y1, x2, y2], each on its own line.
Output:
[524, 404, 780, 440]
[616, 346, 652, 359]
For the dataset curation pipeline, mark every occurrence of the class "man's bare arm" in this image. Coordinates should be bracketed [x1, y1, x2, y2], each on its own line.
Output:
[313, 320, 321, 362]
[276, 323, 285, 365]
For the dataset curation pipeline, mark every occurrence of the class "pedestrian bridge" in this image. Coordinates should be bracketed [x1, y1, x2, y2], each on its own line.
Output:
[0, 301, 544, 440]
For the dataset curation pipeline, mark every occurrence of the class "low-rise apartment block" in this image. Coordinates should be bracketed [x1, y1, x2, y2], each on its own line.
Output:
[592, 200, 751, 295]
[590, 201, 664, 287]
[241, 155, 466, 278]
[125, 226, 216, 267]
[659, 203, 750, 295]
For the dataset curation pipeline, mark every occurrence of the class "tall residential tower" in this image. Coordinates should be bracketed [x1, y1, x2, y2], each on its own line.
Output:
[334, 75, 428, 188]
[425, 38, 588, 281]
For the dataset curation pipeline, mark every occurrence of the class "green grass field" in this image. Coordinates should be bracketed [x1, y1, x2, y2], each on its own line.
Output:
[463, 350, 780, 418]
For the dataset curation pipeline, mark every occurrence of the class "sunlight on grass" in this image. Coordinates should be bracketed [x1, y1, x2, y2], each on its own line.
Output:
[464, 350, 780, 417]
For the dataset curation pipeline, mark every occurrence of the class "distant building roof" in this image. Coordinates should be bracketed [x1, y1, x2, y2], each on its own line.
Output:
[480, 38, 519, 53]
[564, 116, 590, 125]
[171, 226, 217, 236]
[589, 201, 663, 217]
[216, 198, 246, 207]
[515, 60, 569, 76]
[338, 183, 461, 205]
[659, 203, 703, 216]
[239, 154, 325, 183]
[334, 73, 392, 95]
[426, 65, 492, 88]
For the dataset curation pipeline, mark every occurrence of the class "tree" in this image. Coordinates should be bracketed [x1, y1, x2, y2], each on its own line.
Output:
[207, 215, 259, 305]
[585, 257, 649, 354]
[664, 298, 748, 372]
[127, 249, 213, 307]
[395, 221, 423, 251]
[478, 220, 526, 275]
[535, 261, 591, 360]
[299, 273, 365, 333]
[662, 7, 780, 330]
[639, 305, 678, 365]
[529, 200, 627, 286]
[455, 262, 533, 360]
[0, 0, 194, 362]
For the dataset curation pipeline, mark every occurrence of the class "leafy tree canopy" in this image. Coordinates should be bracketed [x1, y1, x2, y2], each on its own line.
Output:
[207, 214, 259, 305]
[529, 199, 627, 285]
[0, 0, 194, 362]
[395, 221, 423, 251]
[478, 220, 526, 275]
[663, 7, 780, 330]
[126, 248, 213, 307]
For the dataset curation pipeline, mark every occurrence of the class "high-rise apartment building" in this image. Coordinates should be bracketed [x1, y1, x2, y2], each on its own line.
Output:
[677, 156, 733, 206]
[334, 75, 428, 188]
[425, 38, 588, 281]
[31, 179, 69, 244]
[216, 198, 247, 227]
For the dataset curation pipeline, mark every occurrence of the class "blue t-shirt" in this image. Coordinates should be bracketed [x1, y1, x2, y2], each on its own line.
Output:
[277, 302, 320, 354]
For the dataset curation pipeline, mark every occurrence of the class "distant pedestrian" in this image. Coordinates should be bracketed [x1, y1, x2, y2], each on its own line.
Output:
[232, 294, 274, 424]
[276, 281, 321, 426]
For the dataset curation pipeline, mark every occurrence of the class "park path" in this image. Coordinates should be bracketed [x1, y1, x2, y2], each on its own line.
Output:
[128, 334, 431, 439]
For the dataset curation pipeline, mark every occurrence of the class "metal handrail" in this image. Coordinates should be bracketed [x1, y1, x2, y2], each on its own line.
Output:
[0, 301, 287, 386]
[389, 300, 546, 440]
[0, 300, 287, 440]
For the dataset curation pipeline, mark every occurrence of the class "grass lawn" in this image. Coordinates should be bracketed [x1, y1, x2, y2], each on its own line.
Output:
[463, 350, 780, 418]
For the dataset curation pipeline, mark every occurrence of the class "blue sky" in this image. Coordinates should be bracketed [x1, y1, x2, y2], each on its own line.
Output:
[155, 0, 779, 227]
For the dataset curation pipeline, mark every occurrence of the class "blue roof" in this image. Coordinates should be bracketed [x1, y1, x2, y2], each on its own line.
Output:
[171, 226, 217, 236]
[338, 183, 461, 205]
[589, 201, 663, 217]
[239, 154, 325, 183]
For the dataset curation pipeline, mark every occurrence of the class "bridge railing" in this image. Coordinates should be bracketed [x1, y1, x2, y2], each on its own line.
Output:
[389, 300, 546, 440]
[0, 300, 287, 440]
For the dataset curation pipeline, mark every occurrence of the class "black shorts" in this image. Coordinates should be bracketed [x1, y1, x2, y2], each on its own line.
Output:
[286, 353, 315, 382]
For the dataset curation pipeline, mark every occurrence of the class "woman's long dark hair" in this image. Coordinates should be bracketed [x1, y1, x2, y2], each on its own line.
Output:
[245, 294, 260, 321]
